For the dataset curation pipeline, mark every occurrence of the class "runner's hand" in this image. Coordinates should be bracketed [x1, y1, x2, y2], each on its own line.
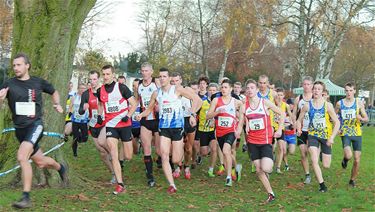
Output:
[121, 116, 129, 122]
[53, 104, 63, 113]
[327, 137, 334, 147]
[0, 87, 9, 100]
[274, 129, 282, 138]
[189, 116, 197, 127]
[135, 114, 142, 121]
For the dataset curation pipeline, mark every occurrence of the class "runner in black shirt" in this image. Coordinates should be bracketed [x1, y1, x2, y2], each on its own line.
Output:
[0, 53, 67, 209]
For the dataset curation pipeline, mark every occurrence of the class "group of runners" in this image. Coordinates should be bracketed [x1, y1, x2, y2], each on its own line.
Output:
[0, 53, 369, 209]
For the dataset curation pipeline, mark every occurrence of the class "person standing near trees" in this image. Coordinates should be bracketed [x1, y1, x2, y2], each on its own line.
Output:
[0, 53, 67, 209]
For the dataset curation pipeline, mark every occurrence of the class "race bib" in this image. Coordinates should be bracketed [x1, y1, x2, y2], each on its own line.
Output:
[218, 116, 234, 127]
[313, 116, 326, 128]
[341, 109, 356, 120]
[15, 102, 35, 116]
[89, 109, 98, 127]
[249, 118, 265, 130]
[106, 101, 121, 113]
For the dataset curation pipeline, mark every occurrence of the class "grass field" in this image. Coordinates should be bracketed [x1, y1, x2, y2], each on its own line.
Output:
[0, 127, 374, 211]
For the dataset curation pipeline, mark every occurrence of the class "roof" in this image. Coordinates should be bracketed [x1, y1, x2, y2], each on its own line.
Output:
[293, 78, 345, 96]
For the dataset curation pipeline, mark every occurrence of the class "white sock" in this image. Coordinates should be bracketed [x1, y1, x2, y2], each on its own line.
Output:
[170, 184, 177, 189]
[209, 167, 214, 172]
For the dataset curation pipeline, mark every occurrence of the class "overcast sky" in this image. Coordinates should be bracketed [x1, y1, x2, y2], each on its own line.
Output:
[78, 0, 143, 58]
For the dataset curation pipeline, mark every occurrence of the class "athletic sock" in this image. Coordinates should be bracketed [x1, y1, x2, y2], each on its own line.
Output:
[22, 192, 30, 200]
[144, 155, 153, 179]
[209, 167, 214, 172]
[170, 184, 176, 189]
[235, 164, 241, 172]
[118, 182, 124, 187]
[269, 192, 275, 197]
[343, 158, 349, 163]
[58, 163, 65, 175]
[226, 175, 231, 180]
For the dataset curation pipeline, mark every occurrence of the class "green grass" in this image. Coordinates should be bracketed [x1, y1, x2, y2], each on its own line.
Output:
[1, 127, 374, 211]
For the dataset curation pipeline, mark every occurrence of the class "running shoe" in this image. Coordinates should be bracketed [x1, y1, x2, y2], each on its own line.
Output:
[225, 178, 232, 187]
[184, 169, 191, 180]
[172, 168, 181, 179]
[217, 165, 225, 176]
[266, 193, 275, 203]
[304, 174, 311, 184]
[231, 168, 237, 181]
[208, 169, 215, 177]
[341, 158, 348, 169]
[276, 167, 282, 174]
[113, 184, 125, 195]
[349, 180, 356, 187]
[284, 164, 290, 171]
[148, 178, 156, 187]
[196, 156, 202, 165]
[12, 197, 32, 209]
[236, 164, 242, 182]
[167, 185, 177, 194]
[319, 184, 327, 192]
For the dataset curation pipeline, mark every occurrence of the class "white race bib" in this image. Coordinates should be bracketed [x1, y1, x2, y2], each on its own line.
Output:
[106, 101, 121, 113]
[313, 116, 326, 128]
[89, 109, 98, 127]
[249, 118, 265, 130]
[218, 116, 234, 127]
[15, 102, 35, 116]
[341, 109, 356, 120]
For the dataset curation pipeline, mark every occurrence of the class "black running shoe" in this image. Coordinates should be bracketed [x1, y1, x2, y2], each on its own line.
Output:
[196, 156, 202, 165]
[341, 158, 348, 169]
[319, 185, 328, 192]
[349, 180, 356, 187]
[148, 178, 156, 187]
[12, 196, 32, 209]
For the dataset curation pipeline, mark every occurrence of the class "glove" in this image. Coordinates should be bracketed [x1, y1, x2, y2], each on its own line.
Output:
[68, 112, 73, 118]
[121, 116, 129, 122]
[97, 115, 103, 125]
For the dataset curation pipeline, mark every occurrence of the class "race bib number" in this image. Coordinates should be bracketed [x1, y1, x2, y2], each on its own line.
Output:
[89, 109, 98, 127]
[341, 109, 356, 120]
[249, 118, 265, 130]
[142, 96, 151, 108]
[218, 116, 233, 127]
[106, 101, 121, 113]
[15, 102, 35, 116]
[313, 116, 326, 128]
[162, 103, 173, 115]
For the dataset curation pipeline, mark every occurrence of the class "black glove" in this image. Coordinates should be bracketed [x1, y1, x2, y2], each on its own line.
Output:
[68, 112, 73, 118]
[121, 116, 129, 122]
[97, 115, 103, 125]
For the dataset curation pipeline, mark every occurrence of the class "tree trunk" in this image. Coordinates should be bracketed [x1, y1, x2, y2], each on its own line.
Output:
[218, 48, 229, 83]
[1, 0, 96, 185]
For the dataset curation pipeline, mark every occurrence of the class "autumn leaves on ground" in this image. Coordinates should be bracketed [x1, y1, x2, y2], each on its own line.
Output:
[0, 127, 374, 211]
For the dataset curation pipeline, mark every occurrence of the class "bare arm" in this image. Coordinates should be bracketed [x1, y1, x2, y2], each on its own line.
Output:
[235, 100, 244, 138]
[286, 104, 294, 126]
[296, 104, 309, 136]
[205, 98, 219, 120]
[51, 91, 63, 113]
[126, 96, 137, 118]
[137, 91, 157, 120]
[358, 101, 369, 122]
[292, 95, 300, 124]
[327, 102, 340, 146]
[0, 87, 9, 106]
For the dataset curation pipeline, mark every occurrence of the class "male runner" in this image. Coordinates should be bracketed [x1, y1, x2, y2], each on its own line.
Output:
[97, 65, 137, 194]
[135, 62, 160, 187]
[293, 76, 313, 183]
[170, 72, 202, 179]
[79, 71, 114, 183]
[241, 79, 284, 203]
[335, 82, 368, 187]
[0, 53, 67, 209]
[297, 81, 340, 192]
[136, 68, 200, 193]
